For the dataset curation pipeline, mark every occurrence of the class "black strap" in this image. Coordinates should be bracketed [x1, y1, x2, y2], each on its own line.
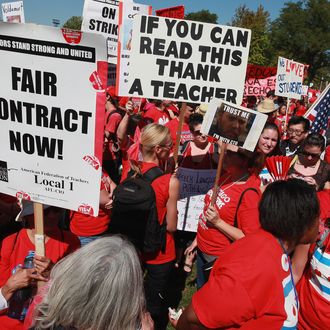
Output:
[234, 188, 259, 228]
[314, 229, 330, 254]
[143, 166, 164, 183]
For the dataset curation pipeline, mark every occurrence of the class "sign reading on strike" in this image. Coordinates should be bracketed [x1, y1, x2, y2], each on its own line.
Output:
[275, 56, 304, 99]
[127, 15, 251, 104]
[82, 0, 119, 63]
[0, 23, 107, 216]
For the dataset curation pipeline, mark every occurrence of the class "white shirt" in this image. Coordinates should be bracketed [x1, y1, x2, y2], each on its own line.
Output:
[0, 288, 8, 311]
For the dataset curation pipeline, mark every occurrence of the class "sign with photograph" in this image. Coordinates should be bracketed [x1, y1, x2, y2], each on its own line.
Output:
[201, 99, 268, 151]
[127, 15, 251, 104]
[0, 23, 107, 216]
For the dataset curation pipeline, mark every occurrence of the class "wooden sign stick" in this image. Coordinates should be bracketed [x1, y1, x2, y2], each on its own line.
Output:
[33, 202, 45, 257]
[173, 102, 187, 167]
[211, 143, 227, 206]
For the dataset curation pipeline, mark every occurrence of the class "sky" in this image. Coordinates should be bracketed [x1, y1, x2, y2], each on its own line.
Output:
[0, 0, 296, 27]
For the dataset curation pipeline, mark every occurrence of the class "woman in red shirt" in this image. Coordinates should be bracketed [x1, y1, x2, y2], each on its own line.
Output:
[123, 123, 179, 330]
[195, 145, 263, 288]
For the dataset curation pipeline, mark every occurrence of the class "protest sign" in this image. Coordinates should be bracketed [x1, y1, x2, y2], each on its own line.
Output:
[82, 0, 120, 63]
[275, 56, 304, 99]
[1, 1, 25, 23]
[127, 15, 251, 104]
[0, 23, 107, 216]
[176, 167, 216, 232]
[244, 76, 276, 97]
[201, 99, 267, 151]
[156, 5, 184, 19]
[246, 63, 277, 79]
[301, 85, 308, 96]
[116, 1, 152, 96]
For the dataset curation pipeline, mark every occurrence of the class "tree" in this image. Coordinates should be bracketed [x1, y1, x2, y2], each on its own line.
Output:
[270, 0, 330, 82]
[231, 5, 272, 66]
[185, 10, 218, 24]
[63, 16, 82, 30]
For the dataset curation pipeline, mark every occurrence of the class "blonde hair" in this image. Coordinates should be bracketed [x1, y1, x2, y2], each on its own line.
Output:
[33, 236, 145, 330]
[131, 123, 170, 174]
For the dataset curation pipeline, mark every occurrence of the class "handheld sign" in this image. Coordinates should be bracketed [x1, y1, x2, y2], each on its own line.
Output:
[1, 1, 25, 23]
[0, 23, 107, 216]
[201, 99, 268, 151]
[275, 56, 304, 100]
[127, 15, 251, 105]
[82, 0, 120, 63]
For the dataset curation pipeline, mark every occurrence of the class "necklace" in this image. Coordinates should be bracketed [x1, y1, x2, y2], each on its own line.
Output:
[278, 239, 299, 309]
[218, 173, 250, 193]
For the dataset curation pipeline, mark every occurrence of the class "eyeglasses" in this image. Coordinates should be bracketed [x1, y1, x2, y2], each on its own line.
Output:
[300, 150, 321, 159]
[287, 128, 305, 136]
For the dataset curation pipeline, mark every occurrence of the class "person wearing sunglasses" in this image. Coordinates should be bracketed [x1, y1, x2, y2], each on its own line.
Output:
[288, 133, 330, 191]
[280, 116, 310, 156]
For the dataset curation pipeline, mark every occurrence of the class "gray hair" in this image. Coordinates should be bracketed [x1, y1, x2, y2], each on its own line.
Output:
[33, 236, 145, 330]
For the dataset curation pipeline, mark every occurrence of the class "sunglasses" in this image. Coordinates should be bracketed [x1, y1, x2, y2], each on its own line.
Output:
[193, 130, 204, 136]
[300, 151, 321, 159]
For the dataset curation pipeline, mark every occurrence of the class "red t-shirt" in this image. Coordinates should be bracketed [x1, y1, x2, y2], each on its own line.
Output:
[297, 229, 330, 329]
[165, 118, 193, 146]
[143, 107, 170, 125]
[122, 162, 175, 264]
[70, 172, 111, 237]
[325, 145, 330, 164]
[295, 105, 307, 117]
[0, 228, 80, 330]
[197, 175, 261, 257]
[193, 229, 299, 329]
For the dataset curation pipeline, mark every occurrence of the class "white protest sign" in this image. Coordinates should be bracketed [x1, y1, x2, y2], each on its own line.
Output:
[201, 99, 268, 151]
[0, 23, 108, 216]
[127, 15, 251, 104]
[116, 1, 151, 96]
[275, 56, 304, 99]
[177, 167, 216, 232]
[82, 0, 119, 63]
[301, 85, 308, 96]
[1, 1, 25, 23]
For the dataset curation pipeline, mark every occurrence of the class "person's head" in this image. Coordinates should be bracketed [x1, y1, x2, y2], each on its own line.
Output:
[184, 103, 198, 121]
[140, 123, 172, 161]
[287, 116, 310, 145]
[216, 105, 248, 141]
[266, 90, 275, 99]
[259, 179, 320, 247]
[189, 113, 208, 147]
[298, 133, 325, 167]
[33, 236, 145, 330]
[257, 123, 280, 156]
[278, 104, 287, 116]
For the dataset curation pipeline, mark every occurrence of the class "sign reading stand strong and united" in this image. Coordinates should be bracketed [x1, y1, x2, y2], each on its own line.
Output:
[0, 23, 107, 216]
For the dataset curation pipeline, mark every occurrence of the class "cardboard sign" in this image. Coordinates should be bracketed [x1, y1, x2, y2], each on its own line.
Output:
[1, 1, 25, 23]
[244, 75, 276, 97]
[201, 99, 267, 151]
[177, 167, 216, 232]
[0, 23, 107, 216]
[116, 1, 152, 97]
[246, 64, 277, 79]
[156, 5, 184, 19]
[81, 0, 119, 63]
[275, 56, 304, 99]
[127, 15, 251, 104]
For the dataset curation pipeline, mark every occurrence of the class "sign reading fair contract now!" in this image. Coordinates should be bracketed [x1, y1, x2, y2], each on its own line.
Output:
[0, 23, 107, 216]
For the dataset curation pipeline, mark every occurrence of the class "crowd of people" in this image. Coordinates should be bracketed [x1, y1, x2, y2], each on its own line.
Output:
[0, 86, 329, 330]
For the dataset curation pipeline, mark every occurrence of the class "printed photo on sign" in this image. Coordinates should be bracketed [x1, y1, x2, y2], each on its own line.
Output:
[127, 15, 251, 104]
[201, 99, 268, 151]
[0, 23, 107, 216]
[1, 1, 25, 23]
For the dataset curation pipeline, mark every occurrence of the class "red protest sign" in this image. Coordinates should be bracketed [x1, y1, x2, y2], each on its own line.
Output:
[246, 64, 277, 79]
[156, 5, 185, 19]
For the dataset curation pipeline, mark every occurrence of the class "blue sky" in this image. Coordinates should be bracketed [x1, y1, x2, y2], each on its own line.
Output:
[0, 0, 295, 26]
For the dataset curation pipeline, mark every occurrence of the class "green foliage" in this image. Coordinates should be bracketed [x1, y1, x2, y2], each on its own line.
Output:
[270, 0, 330, 82]
[231, 5, 272, 66]
[185, 10, 218, 24]
[63, 16, 82, 30]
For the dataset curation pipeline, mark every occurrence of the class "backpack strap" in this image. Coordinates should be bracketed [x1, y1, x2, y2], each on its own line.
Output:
[314, 228, 330, 254]
[234, 188, 259, 228]
[143, 167, 164, 184]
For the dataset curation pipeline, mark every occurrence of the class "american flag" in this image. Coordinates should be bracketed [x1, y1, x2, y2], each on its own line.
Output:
[304, 84, 330, 135]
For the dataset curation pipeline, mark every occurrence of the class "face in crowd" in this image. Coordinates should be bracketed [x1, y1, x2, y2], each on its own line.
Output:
[191, 123, 208, 147]
[298, 144, 322, 168]
[287, 123, 308, 146]
[257, 127, 279, 155]
[217, 111, 248, 141]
